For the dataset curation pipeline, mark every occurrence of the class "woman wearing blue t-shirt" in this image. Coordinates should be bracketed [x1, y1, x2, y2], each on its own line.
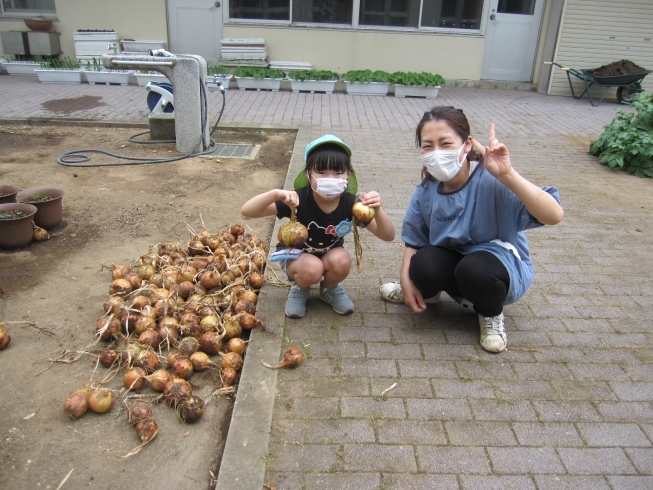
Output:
[380, 106, 564, 353]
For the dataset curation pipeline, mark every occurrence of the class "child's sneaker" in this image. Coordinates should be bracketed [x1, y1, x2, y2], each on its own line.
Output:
[319, 284, 354, 315]
[379, 282, 441, 304]
[285, 285, 309, 318]
[478, 313, 507, 353]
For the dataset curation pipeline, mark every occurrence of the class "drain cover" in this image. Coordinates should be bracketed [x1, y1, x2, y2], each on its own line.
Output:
[206, 143, 259, 160]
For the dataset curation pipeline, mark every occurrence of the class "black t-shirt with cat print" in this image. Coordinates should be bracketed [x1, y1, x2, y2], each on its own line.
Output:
[275, 187, 357, 255]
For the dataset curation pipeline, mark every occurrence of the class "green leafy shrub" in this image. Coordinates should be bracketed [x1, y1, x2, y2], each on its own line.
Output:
[390, 71, 445, 87]
[83, 57, 103, 72]
[39, 56, 80, 70]
[589, 93, 653, 177]
[207, 64, 231, 76]
[233, 67, 286, 79]
[342, 69, 391, 83]
[288, 69, 339, 81]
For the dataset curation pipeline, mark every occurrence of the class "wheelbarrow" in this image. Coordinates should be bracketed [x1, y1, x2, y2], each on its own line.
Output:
[545, 61, 651, 107]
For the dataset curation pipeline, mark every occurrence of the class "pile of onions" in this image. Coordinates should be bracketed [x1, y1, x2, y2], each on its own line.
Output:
[68, 224, 267, 446]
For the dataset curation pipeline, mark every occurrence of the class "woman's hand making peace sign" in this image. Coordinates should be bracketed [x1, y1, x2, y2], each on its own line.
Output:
[471, 123, 514, 179]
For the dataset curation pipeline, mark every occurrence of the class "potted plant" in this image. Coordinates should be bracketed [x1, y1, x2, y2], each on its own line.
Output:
[4, 57, 41, 76]
[35, 57, 84, 84]
[0, 203, 37, 249]
[134, 70, 170, 87]
[233, 67, 286, 92]
[342, 69, 392, 96]
[206, 64, 232, 91]
[288, 70, 340, 94]
[0, 185, 21, 204]
[16, 187, 65, 229]
[391, 71, 445, 99]
[83, 57, 132, 86]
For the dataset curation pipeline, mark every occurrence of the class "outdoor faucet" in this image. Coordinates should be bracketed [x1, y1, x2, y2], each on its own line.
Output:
[108, 42, 118, 55]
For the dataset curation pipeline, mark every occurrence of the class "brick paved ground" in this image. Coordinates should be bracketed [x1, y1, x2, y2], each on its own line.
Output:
[2, 74, 652, 490]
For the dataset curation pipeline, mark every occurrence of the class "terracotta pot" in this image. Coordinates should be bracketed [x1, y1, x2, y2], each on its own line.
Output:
[0, 185, 20, 204]
[0, 203, 37, 249]
[24, 19, 53, 31]
[16, 187, 64, 229]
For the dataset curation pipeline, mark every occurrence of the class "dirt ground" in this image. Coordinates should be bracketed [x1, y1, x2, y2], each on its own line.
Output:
[0, 124, 294, 490]
[588, 59, 647, 77]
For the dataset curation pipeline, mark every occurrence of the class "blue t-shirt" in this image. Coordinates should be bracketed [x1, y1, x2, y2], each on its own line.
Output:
[401, 163, 561, 304]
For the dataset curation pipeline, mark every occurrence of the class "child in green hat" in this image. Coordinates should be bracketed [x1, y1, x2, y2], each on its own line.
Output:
[241, 134, 395, 318]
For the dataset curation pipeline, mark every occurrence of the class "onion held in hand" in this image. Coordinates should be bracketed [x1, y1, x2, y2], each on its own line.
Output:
[278, 209, 308, 248]
[352, 200, 375, 225]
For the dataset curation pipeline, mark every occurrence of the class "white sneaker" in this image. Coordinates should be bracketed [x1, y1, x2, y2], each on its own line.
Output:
[379, 282, 441, 304]
[478, 313, 507, 353]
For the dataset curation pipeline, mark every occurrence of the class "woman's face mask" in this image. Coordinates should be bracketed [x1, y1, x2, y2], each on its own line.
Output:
[421, 142, 468, 182]
[310, 174, 348, 198]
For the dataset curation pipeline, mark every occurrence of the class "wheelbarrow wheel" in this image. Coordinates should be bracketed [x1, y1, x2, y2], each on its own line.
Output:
[616, 83, 641, 104]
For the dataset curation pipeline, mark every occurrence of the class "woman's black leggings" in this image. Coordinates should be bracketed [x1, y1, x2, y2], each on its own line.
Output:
[408, 246, 510, 317]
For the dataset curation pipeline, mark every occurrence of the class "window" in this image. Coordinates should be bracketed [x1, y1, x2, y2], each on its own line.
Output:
[1, 0, 56, 14]
[230, 0, 290, 20]
[422, 0, 484, 29]
[360, 0, 420, 28]
[230, 0, 485, 31]
[292, 0, 352, 24]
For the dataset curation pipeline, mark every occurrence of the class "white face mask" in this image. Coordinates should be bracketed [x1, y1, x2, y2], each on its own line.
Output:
[421, 142, 468, 182]
[311, 176, 348, 198]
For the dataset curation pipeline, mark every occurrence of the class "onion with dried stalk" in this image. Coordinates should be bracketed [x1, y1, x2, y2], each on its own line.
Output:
[234, 299, 256, 315]
[123, 367, 146, 390]
[127, 400, 153, 423]
[137, 263, 156, 280]
[0, 323, 8, 350]
[171, 356, 194, 379]
[134, 314, 156, 335]
[199, 331, 224, 355]
[131, 295, 150, 310]
[88, 388, 114, 414]
[247, 272, 265, 289]
[33, 225, 49, 242]
[221, 367, 237, 387]
[177, 396, 205, 423]
[189, 351, 219, 371]
[238, 312, 262, 330]
[278, 208, 308, 248]
[178, 336, 199, 357]
[109, 278, 132, 295]
[226, 338, 248, 355]
[164, 378, 192, 407]
[137, 329, 162, 349]
[223, 316, 242, 340]
[145, 369, 172, 392]
[135, 349, 160, 373]
[103, 296, 124, 316]
[64, 383, 90, 419]
[235, 289, 258, 305]
[262, 347, 304, 369]
[219, 351, 243, 372]
[99, 348, 122, 368]
[95, 316, 120, 341]
[135, 417, 158, 443]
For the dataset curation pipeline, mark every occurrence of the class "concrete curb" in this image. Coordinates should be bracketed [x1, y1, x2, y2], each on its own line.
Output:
[215, 125, 311, 490]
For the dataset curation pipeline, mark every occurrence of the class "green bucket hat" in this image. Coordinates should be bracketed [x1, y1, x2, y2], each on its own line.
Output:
[294, 134, 358, 195]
